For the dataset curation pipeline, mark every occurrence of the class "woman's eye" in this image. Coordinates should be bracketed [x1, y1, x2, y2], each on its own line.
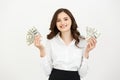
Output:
[64, 18, 68, 21]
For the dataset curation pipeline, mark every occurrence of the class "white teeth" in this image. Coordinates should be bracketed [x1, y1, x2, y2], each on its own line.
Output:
[60, 24, 67, 28]
[63, 24, 67, 27]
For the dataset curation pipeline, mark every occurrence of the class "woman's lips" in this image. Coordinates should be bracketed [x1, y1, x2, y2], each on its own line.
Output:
[60, 24, 67, 28]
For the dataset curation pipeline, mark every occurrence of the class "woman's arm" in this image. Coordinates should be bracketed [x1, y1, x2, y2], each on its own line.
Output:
[84, 37, 97, 58]
[34, 35, 53, 76]
[78, 37, 97, 78]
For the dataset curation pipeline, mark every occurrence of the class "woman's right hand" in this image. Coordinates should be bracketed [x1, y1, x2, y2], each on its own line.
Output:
[34, 35, 44, 50]
[34, 35, 46, 57]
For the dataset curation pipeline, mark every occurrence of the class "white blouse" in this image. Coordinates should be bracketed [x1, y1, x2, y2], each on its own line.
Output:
[40, 33, 88, 78]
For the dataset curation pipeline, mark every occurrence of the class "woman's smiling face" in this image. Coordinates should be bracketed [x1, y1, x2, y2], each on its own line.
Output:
[56, 12, 72, 33]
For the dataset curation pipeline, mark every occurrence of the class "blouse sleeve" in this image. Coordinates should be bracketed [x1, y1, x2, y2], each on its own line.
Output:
[40, 40, 53, 77]
[78, 39, 89, 78]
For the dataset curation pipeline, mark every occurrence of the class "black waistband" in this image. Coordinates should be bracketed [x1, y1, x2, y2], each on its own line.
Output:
[52, 68, 78, 73]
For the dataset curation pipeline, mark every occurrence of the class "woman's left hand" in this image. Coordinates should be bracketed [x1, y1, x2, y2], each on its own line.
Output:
[84, 37, 97, 58]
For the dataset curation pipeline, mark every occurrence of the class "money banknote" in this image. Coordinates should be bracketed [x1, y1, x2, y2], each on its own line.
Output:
[26, 27, 40, 46]
[86, 27, 101, 40]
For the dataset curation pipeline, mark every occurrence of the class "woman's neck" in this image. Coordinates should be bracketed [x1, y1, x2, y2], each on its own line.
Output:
[60, 31, 73, 45]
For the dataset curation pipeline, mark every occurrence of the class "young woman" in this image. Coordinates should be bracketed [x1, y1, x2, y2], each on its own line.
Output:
[34, 8, 97, 80]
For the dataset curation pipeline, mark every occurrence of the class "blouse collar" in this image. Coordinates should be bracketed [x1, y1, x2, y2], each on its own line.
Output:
[55, 33, 75, 46]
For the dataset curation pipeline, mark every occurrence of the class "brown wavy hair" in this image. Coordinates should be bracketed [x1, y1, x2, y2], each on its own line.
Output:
[47, 8, 84, 48]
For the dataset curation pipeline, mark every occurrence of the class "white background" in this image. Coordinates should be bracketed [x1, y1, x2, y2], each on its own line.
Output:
[0, 0, 120, 80]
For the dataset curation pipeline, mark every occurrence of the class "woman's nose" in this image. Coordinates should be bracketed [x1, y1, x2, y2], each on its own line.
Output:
[60, 20, 65, 25]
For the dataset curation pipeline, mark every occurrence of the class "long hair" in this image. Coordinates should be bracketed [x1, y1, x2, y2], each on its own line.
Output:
[47, 8, 84, 48]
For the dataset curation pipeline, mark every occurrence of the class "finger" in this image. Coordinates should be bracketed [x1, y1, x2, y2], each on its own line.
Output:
[90, 37, 97, 45]
[92, 37, 97, 47]
[88, 38, 93, 47]
[87, 42, 93, 51]
[92, 37, 97, 44]
[88, 38, 96, 49]
[35, 35, 42, 41]
[34, 36, 39, 45]
[90, 40, 95, 49]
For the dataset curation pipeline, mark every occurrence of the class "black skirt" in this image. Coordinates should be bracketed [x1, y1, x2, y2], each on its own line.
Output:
[48, 68, 80, 80]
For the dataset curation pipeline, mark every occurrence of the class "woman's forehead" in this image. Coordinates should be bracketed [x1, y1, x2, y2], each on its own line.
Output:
[57, 12, 70, 19]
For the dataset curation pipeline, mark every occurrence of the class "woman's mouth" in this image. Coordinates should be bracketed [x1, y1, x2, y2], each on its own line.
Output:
[60, 24, 67, 29]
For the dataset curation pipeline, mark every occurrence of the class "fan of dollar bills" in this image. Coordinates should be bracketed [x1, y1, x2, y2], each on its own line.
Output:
[26, 27, 40, 46]
[86, 27, 101, 40]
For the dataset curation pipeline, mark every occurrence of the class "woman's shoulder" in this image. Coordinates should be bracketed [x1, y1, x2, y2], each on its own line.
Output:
[46, 36, 56, 44]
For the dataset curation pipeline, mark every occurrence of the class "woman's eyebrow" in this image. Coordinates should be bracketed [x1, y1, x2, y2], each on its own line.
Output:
[57, 16, 68, 20]
[64, 17, 68, 19]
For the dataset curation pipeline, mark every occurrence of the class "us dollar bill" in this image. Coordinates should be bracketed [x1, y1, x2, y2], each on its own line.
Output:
[26, 27, 40, 46]
[86, 27, 101, 40]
